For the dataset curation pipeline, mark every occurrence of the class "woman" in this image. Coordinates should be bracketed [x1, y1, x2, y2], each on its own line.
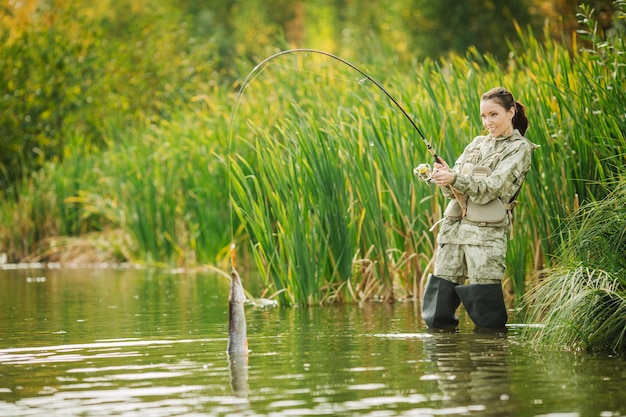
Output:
[422, 87, 538, 329]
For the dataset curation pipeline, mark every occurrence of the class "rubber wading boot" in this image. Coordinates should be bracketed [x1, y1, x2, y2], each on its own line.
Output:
[455, 283, 507, 328]
[421, 275, 461, 328]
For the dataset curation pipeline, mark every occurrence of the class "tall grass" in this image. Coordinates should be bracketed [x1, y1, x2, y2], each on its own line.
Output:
[0, 100, 234, 266]
[521, 173, 626, 351]
[228, 58, 430, 304]
[73, 107, 234, 267]
[228, 6, 625, 305]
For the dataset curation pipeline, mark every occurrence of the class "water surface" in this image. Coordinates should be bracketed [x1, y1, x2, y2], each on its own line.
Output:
[1, 268, 624, 416]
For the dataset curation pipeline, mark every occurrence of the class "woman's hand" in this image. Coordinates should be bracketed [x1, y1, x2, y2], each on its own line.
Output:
[431, 159, 457, 187]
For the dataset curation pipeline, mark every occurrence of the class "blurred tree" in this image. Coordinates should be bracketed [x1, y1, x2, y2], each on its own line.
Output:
[177, 0, 304, 75]
[529, 0, 616, 49]
[177, 0, 238, 75]
[0, 2, 94, 192]
[404, 0, 535, 60]
[0, 0, 218, 192]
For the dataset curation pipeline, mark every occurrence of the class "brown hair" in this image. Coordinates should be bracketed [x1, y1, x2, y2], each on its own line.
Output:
[481, 87, 529, 136]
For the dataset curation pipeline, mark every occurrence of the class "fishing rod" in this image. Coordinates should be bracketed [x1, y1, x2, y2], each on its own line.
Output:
[229, 48, 443, 163]
[227, 48, 465, 240]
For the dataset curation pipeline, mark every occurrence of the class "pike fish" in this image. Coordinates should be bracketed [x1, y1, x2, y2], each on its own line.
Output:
[227, 268, 248, 354]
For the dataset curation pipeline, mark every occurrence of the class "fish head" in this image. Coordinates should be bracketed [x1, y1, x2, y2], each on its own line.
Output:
[229, 268, 247, 304]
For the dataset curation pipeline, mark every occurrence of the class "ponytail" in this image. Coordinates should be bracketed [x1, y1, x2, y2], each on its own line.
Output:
[513, 101, 529, 136]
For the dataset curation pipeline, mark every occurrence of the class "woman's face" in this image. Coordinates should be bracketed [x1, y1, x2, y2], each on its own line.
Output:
[480, 99, 515, 138]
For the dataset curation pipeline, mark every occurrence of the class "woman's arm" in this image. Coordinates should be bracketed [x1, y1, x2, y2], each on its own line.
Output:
[450, 141, 533, 204]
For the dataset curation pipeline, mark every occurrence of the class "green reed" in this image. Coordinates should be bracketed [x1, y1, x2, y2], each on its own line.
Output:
[228, 53, 467, 305]
[521, 173, 626, 351]
[0, 132, 102, 261]
[88, 108, 234, 267]
[228, 11, 625, 305]
[0, 100, 234, 266]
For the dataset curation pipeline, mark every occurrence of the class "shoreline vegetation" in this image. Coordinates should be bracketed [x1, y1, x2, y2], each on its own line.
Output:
[1, 2, 625, 350]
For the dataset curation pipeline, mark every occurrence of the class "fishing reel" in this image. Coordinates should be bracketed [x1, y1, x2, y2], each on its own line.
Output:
[413, 163, 433, 183]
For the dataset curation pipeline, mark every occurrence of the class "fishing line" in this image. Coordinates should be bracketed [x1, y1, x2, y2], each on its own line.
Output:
[256, 61, 367, 86]
[226, 48, 444, 260]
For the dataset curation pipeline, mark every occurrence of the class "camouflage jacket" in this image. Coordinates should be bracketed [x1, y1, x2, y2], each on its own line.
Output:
[437, 129, 538, 246]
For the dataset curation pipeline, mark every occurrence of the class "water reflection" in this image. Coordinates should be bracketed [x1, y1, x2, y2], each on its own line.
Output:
[228, 351, 249, 398]
[421, 330, 512, 416]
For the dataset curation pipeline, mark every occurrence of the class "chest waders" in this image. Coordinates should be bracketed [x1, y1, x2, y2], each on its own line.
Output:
[422, 274, 462, 328]
[455, 283, 507, 329]
[422, 273, 508, 330]
[420, 136, 532, 331]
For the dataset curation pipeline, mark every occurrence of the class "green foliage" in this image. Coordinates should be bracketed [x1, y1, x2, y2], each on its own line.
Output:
[0, 100, 233, 265]
[406, 0, 536, 61]
[0, 0, 218, 191]
[64, 108, 233, 267]
[521, 175, 626, 351]
[0, 0, 605, 193]
[226, 2, 625, 305]
[0, 5, 90, 190]
[519, 4, 626, 350]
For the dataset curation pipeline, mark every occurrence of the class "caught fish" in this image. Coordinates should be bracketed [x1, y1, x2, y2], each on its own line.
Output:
[227, 268, 248, 354]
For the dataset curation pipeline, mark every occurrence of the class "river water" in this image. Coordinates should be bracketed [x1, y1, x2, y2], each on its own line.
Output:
[0, 267, 624, 417]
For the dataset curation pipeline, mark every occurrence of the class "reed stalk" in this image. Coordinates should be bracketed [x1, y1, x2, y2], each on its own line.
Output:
[521, 174, 626, 351]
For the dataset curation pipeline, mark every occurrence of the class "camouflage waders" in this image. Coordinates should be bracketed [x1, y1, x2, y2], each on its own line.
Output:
[422, 129, 538, 329]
